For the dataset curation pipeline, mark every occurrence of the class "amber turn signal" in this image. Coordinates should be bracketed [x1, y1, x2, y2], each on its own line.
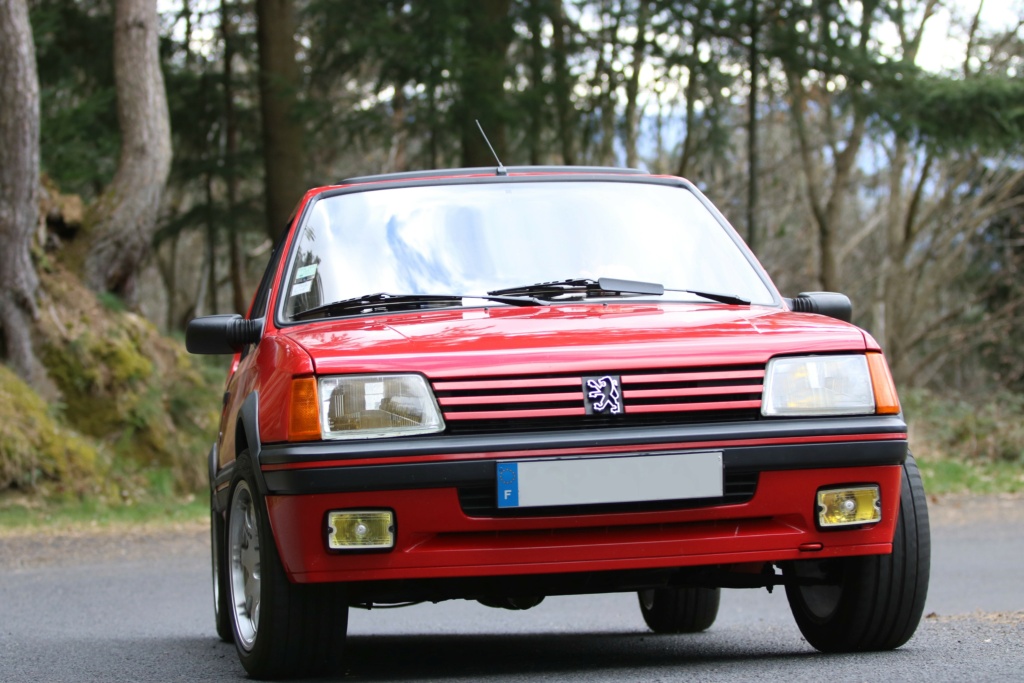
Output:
[866, 353, 900, 415]
[288, 377, 321, 441]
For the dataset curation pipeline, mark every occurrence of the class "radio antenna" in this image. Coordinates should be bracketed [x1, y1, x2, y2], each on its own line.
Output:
[475, 119, 507, 176]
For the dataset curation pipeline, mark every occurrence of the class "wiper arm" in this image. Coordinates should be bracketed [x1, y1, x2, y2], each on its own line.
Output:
[489, 278, 646, 299]
[292, 292, 546, 321]
[489, 277, 750, 306]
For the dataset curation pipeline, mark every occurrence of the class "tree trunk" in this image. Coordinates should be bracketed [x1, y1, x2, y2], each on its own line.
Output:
[222, 0, 246, 314]
[785, 70, 865, 292]
[526, 0, 545, 166]
[459, 0, 513, 167]
[549, 0, 577, 165]
[0, 0, 46, 387]
[596, 5, 621, 166]
[676, 65, 697, 177]
[746, 0, 761, 251]
[84, 0, 173, 301]
[623, 0, 650, 169]
[256, 0, 305, 240]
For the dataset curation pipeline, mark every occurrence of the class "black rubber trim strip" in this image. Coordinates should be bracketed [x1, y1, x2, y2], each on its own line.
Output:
[213, 460, 236, 511]
[262, 438, 907, 496]
[258, 415, 907, 467]
[341, 166, 650, 185]
[239, 392, 269, 496]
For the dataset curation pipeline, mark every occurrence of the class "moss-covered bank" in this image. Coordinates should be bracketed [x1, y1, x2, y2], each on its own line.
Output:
[1, 265, 223, 504]
[0, 364, 99, 496]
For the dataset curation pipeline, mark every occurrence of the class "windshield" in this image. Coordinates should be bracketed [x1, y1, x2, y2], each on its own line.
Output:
[280, 180, 777, 321]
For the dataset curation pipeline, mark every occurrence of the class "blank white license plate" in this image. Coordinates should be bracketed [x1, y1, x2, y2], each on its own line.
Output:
[496, 451, 723, 509]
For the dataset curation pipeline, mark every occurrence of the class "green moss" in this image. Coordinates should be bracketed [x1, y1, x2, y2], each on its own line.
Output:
[0, 365, 101, 496]
[30, 267, 220, 496]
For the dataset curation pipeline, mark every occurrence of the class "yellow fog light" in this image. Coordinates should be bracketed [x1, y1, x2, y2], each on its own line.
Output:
[817, 486, 881, 527]
[327, 510, 395, 550]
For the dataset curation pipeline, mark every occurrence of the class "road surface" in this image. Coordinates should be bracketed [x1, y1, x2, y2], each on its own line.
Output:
[1, 495, 1021, 681]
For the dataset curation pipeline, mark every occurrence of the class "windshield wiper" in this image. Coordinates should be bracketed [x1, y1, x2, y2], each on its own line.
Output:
[291, 292, 546, 321]
[489, 277, 750, 306]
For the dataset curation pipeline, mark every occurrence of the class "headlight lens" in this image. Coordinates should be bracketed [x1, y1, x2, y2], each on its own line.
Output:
[762, 355, 875, 416]
[319, 374, 445, 439]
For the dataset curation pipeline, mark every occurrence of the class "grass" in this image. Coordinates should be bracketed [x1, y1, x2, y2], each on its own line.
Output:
[904, 388, 1024, 496]
[915, 457, 1024, 495]
[0, 493, 206, 534]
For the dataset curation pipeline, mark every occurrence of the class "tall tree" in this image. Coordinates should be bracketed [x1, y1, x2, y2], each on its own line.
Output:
[257, 0, 305, 239]
[549, 0, 578, 165]
[221, 0, 246, 314]
[623, 0, 652, 168]
[83, 0, 172, 301]
[459, 0, 513, 167]
[777, 0, 874, 292]
[0, 0, 46, 387]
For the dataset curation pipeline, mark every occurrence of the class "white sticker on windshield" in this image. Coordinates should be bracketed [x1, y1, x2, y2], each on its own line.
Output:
[292, 280, 313, 295]
[296, 264, 317, 281]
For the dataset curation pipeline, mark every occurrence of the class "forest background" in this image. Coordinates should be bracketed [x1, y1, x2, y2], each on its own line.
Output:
[1, 0, 1023, 517]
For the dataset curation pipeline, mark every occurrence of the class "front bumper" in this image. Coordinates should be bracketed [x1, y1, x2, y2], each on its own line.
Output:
[242, 417, 908, 587]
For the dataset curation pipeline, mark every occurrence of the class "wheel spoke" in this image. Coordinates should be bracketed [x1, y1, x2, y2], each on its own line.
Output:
[228, 480, 261, 651]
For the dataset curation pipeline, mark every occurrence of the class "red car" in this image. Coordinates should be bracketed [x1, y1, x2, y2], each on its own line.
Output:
[187, 167, 929, 679]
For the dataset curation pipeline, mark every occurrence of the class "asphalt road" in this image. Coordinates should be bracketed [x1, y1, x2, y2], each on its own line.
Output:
[1, 496, 1021, 682]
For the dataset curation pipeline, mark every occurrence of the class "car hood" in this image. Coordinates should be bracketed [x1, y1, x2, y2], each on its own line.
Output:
[284, 303, 870, 378]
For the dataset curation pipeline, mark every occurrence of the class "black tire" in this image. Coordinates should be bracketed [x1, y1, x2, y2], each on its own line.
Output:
[211, 492, 233, 643]
[638, 586, 721, 634]
[226, 452, 349, 679]
[784, 454, 931, 653]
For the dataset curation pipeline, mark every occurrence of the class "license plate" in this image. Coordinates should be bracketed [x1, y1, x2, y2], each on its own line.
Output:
[496, 451, 723, 509]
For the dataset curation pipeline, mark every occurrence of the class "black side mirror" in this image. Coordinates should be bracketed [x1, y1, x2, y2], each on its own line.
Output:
[186, 315, 263, 354]
[784, 292, 853, 323]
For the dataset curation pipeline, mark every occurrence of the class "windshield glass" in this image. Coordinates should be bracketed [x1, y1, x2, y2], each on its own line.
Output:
[281, 180, 776, 320]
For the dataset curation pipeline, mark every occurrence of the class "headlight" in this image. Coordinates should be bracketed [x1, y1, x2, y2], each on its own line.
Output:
[318, 374, 445, 439]
[762, 355, 874, 416]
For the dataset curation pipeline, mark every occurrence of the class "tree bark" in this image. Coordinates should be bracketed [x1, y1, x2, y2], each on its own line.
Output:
[0, 0, 46, 387]
[623, 0, 650, 169]
[459, 0, 513, 167]
[785, 70, 865, 292]
[549, 0, 577, 165]
[84, 0, 172, 301]
[256, 0, 305, 240]
[526, 0, 546, 166]
[676, 65, 698, 177]
[746, 0, 761, 251]
[222, 0, 246, 314]
[596, 4, 622, 166]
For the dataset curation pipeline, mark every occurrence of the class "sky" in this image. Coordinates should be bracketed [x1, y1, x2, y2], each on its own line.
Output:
[913, 0, 1022, 74]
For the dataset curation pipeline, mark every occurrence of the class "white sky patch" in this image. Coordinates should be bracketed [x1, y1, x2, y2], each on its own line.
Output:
[914, 0, 1023, 73]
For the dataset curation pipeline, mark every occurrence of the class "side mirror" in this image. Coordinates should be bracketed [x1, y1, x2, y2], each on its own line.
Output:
[186, 315, 263, 354]
[785, 292, 853, 323]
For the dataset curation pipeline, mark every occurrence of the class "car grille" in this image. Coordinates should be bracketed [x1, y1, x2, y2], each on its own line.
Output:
[433, 364, 764, 436]
[457, 471, 759, 517]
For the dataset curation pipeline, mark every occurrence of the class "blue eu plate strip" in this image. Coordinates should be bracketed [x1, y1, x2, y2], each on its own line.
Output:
[496, 462, 519, 508]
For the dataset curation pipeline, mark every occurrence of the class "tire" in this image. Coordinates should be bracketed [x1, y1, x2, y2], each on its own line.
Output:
[638, 586, 721, 633]
[784, 454, 931, 653]
[211, 492, 233, 642]
[226, 452, 349, 679]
